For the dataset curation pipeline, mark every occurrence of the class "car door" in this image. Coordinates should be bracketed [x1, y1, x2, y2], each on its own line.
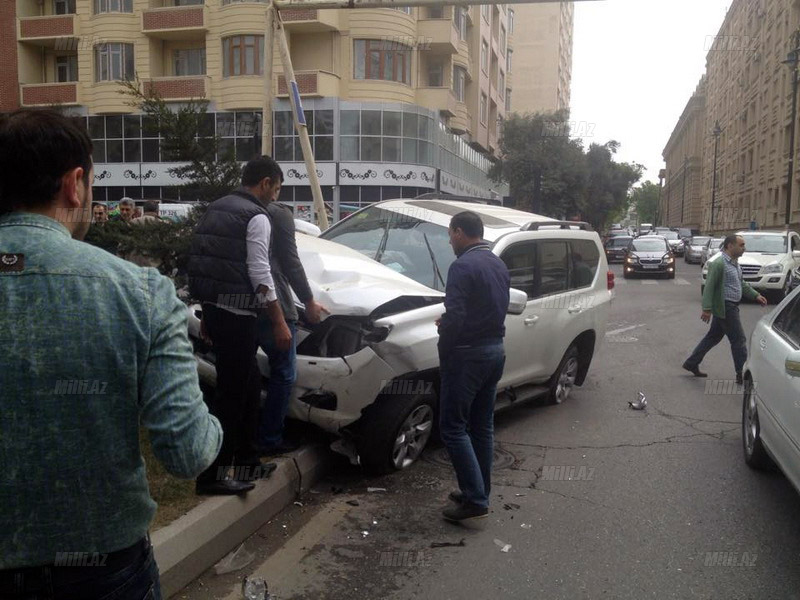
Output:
[791, 233, 800, 269]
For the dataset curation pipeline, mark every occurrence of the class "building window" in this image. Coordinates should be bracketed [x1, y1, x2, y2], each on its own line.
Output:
[56, 55, 78, 82]
[222, 36, 264, 77]
[273, 109, 333, 162]
[499, 70, 505, 97]
[427, 6, 444, 18]
[222, 0, 267, 3]
[505, 88, 511, 112]
[506, 49, 512, 73]
[480, 93, 488, 125]
[481, 39, 489, 73]
[173, 0, 203, 5]
[481, 4, 490, 22]
[428, 61, 444, 87]
[454, 7, 467, 41]
[94, 43, 134, 82]
[453, 66, 466, 102]
[392, 7, 412, 14]
[54, 0, 76, 14]
[174, 48, 206, 76]
[508, 9, 514, 33]
[339, 109, 435, 166]
[499, 25, 506, 54]
[94, 0, 132, 13]
[353, 40, 411, 85]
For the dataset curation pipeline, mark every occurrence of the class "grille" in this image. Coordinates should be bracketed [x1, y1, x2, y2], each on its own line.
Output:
[741, 265, 761, 276]
[640, 259, 661, 265]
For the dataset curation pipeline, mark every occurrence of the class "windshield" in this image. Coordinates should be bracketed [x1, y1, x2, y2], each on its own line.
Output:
[690, 236, 710, 246]
[740, 234, 788, 254]
[609, 237, 632, 247]
[661, 232, 679, 240]
[631, 239, 668, 252]
[709, 238, 724, 249]
[321, 206, 455, 291]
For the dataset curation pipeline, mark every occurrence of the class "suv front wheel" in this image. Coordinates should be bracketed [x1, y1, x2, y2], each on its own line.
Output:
[548, 345, 580, 405]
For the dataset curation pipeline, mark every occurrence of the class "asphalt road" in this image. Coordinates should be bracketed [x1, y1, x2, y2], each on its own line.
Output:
[179, 261, 800, 600]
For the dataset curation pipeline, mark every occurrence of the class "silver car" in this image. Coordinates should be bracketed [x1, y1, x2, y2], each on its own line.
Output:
[685, 235, 710, 264]
[700, 237, 724, 267]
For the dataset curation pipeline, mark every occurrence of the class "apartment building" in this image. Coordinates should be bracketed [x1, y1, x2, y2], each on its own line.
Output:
[5, 0, 512, 217]
[663, 0, 800, 233]
[507, 0, 573, 114]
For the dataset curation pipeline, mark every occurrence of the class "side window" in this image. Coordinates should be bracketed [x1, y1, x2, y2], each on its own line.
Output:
[538, 241, 570, 297]
[500, 242, 537, 300]
[792, 235, 800, 252]
[569, 239, 600, 289]
[773, 295, 800, 348]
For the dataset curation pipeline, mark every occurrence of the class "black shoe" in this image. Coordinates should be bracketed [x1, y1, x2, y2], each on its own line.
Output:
[259, 440, 302, 457]
[448, 490, 465, 504]
[196, 477, 255, 496]
[233, 461, 278, 481]
[682, 362, 708, 378]
[442, 502, 488, 523]
[736, 373, 743, 385]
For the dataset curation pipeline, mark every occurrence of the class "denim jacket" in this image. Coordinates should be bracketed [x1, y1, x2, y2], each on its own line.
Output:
[0, 212, 222, 569]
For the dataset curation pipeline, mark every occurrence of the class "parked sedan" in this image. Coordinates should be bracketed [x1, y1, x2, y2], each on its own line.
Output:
[685, 235, 711, 264]
[700, 237, 725, 267]
[623, 235, 676, 279]
[604, 235, 632, 263]
[742, 286, 800, 498]
[660, 230, 685, 256]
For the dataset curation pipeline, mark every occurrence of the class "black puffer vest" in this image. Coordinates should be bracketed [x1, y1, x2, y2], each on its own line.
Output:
[187, 189, 269, 308]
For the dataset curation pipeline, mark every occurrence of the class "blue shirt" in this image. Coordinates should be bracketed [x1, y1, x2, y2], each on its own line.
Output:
[0, 212, 222, 569]
[438, 242, 510, 354]
[721, 252, 743, 303]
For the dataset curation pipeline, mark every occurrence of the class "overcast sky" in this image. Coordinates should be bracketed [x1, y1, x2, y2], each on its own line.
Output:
[570, 0, 733, 184]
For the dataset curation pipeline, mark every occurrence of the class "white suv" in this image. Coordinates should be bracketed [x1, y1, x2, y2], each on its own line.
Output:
[702, 230, 800, 301]
[189, 199, 612, 473]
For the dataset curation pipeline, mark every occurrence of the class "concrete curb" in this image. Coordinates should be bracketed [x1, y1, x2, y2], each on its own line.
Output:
[152, 445, 332, 598]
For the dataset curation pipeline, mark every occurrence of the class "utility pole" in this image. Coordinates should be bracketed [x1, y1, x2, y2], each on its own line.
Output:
[657, 169, 665, 227]
[680, 157, 688, 225]
[711, 121, 722, 229]
[783, 29, 800, 227]
[261, 2, 275, 156]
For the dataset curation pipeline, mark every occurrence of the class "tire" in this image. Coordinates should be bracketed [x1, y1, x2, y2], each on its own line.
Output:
[548, 345, 579, 405]
[742, 377, 775, 470]
[356, 393, 436, 474]
[668, 272, 676, 280]
[700, 285, 705, 296]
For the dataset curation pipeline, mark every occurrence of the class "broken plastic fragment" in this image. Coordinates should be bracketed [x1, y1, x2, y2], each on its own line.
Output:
[293, 501, 304, 507]
[521, 524, 532, 529]
[346, 499, 360, 506]
[361, 530, 369, 538]
[493, 539, 512, 553]
[430, 538, 466, 548]
[367, 487, 387, 493]
[242, 576, 269, 600]
[214, 544, 254, 575]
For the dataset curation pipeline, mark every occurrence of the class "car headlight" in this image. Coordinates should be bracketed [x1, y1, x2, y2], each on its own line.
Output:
[626, 256, 637, 263]
[761, 263, 783, 275]
[663, 255, 674, 264]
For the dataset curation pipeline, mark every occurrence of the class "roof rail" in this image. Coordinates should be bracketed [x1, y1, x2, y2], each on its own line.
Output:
[522, 220, 593, 231]
[413, 193, 502, 205]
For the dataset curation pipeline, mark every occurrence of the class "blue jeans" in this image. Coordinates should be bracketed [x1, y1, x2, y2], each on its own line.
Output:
[685, 301, 748, 375]
[438, 343, 506, 509]
[257, 316, 297, 448]
[0, 538, 161, 599]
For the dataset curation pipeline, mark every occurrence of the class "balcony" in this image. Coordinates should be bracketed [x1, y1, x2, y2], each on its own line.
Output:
[276, 71, 340, 98]
[18, 15, 78, 47]
[21, 82, 78, 107]
[417, 18, 459, 54]
[416, 87, 458, 117]
[143, 76, 208, 101]
[142, 5, 207, 40]
[450, 102, 470, 135]
[281, 8, 340, 32]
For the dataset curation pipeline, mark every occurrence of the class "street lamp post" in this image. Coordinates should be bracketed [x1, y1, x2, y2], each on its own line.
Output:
[783, 29, 800, 227]
[711, 121, 722, 229]
[657, 169, 665, 227]
[680, 157, 688, 225]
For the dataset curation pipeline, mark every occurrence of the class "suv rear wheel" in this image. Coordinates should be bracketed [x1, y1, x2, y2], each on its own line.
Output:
[357, 393, 436, 474]
[548, 345, 579, 405]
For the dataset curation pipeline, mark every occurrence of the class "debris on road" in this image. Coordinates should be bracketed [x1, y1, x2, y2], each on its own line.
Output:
[367, 487, 387, 493]
[346, 500, 360, 506]
[361, 530, 370, 538]
[503, 502, 521, 511]
[214, 544, 254, 575]
[242, 576, 271, 599]
[293, 501, 304, 507]
[430, 538, 466, 548]
[494, 539, 512, 553]
[628, 391, 647, 410]
[521, 524, 532, 529]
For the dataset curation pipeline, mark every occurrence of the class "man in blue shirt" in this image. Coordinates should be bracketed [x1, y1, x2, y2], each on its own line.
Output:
[437, 211, 510, 523]
[0, 110, 222, 597]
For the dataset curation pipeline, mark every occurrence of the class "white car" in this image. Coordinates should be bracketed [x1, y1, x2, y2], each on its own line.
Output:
[742, 285, 800, 496]
[702, 230, 800, 301]
[188, 199, 612, 473]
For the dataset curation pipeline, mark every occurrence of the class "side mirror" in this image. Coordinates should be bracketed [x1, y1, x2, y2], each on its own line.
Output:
[508, 288, 528, 315]
[786, 350, 800, 378]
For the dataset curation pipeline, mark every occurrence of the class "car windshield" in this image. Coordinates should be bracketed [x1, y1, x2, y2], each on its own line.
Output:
[661, 232, 679, 240]
[678, 229, 692, 237]
[709, 238, 724, 248]
[631, 239, 667, 252]
[321, 206, 455, 291]
[739, 234, 788, 254]
[691, 236, 710, 246]
[609, 237, 631, 247]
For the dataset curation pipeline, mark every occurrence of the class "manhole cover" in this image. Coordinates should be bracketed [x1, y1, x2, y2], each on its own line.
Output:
[423, 444, 517, 472]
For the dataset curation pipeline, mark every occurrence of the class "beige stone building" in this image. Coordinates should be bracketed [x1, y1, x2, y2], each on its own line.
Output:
[6, 0, 513, 215]
[663, 0, 800, 233]
[506, 0, 573, 114]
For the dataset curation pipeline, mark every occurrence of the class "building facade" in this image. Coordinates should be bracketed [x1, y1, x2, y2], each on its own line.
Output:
[663, 0, 800, 234]
[6, 0, 513, 219]
[662, 77, 706, 231]
[507, 0, 572, 114]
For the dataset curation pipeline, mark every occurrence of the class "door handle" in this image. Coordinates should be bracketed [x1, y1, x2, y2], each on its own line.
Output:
[568, 306, 583, 314]
[524, 316, 539, 326]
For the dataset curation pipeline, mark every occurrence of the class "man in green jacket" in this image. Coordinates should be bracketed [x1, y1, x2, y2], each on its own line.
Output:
[683, 234, 768, 384]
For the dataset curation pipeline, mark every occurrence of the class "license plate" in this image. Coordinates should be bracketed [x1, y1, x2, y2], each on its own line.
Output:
[643, 265, 659, 269]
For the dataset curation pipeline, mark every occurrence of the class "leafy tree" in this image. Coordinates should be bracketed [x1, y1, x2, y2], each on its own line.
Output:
[577, 142, 642, 231]
[630, 181, 661, 226]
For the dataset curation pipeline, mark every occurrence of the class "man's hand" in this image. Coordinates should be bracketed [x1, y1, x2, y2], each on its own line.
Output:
[701, 310, 712, 323]
[304, 299, 329, 325]
[273, 320, 293, 352]
[756, 294, 768, 307]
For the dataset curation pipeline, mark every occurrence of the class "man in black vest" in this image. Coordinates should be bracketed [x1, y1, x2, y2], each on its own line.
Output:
[188, 156, 292, 495]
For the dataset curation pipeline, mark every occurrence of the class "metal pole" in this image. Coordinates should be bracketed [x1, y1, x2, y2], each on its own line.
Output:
[711, 122, 721, 229]
[274, 9, 329, 230]
[680, 157, 687, 225]
[274, 0, 599, 8]
[786, 31, 799, 226]
[261, 2, 275, 156]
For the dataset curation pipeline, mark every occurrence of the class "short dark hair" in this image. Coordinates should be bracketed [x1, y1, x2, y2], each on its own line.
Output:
[722, 234, 740, 250]
[242, 155, 284, 187]
[450, 211, 484, 239]
[92, 202, 107, 211]
[0, 109, 92, 214]
[142, 200, 159, 214]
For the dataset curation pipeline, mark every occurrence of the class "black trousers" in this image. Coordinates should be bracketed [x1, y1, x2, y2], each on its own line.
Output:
[197, 303, 262, 484]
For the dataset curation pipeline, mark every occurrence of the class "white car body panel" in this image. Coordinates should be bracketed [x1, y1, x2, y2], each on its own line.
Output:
[702, 231, 800, 291]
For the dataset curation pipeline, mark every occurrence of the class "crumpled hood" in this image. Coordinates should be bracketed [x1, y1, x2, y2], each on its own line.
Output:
[295, 234, 445, 317]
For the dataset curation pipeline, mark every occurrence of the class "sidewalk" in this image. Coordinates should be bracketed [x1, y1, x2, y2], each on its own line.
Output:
[152, 445, 332, 598]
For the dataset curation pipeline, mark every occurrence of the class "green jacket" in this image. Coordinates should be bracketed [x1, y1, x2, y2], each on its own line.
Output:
[702, 253, 759, 318]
